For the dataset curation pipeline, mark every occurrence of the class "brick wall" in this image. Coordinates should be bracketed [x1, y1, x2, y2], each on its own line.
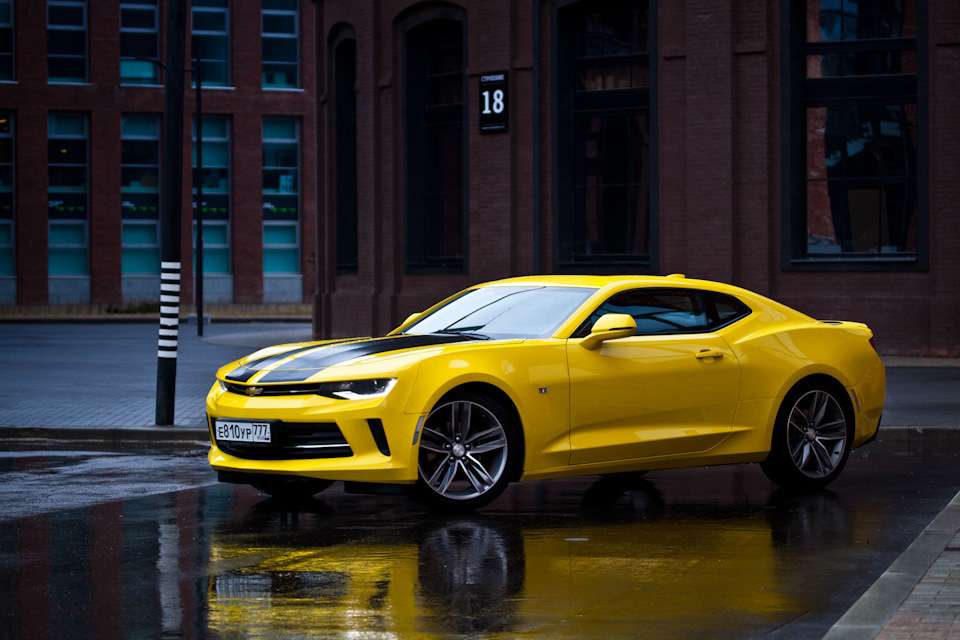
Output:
[4, 0, 318, 307]
[311, 0, 959, 355]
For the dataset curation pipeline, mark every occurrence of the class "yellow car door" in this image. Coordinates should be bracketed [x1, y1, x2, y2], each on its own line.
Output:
[566, 288, 743, 466]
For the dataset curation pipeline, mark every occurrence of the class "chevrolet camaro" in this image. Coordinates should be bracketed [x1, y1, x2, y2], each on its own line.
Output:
[206, 275, 885, 510]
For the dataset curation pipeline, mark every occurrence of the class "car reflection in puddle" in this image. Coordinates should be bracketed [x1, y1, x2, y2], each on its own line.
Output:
[205, 472, 852, 639]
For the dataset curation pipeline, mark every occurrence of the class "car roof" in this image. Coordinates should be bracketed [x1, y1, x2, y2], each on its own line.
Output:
[478, 274, 719, 291]
[474, 274, 798, 318]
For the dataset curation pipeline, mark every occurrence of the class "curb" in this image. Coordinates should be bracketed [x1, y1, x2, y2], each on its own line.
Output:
[824, 489, 960, 639]
[0, 425, 210, 444]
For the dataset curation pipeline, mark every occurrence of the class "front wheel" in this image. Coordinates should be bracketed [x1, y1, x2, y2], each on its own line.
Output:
[412, 392, 520, 511]
[761, 382, 852, 490]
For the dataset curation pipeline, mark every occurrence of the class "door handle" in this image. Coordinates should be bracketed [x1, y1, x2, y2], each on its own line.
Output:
[695, 349, 724, 360]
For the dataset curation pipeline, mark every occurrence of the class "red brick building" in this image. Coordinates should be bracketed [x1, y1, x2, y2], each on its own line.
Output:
[313, 0, 959, 356]
[1, 1, 957, 355]
[1, 0, 317, 306]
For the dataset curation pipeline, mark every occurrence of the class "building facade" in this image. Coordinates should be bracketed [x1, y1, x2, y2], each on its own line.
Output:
[0, 1, 957, 356]
[313, 0, 959, 356]
[0, 0, 317, 307]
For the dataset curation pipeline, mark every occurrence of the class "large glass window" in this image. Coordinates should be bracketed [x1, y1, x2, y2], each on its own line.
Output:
[0, 112, 12, 275]
[333, 34, 357, 273]
[404, 17, 466, 272]
[120, 0, 160, 85]
[262, 0, 298, 89]
[556, 1, 654, 270]
[0, 1, 12, 81]
[47, 0, 87, 83]
[192, 0, 229, 87]
[193, 115, 230, 273]
[121, 114, 161, 274]
[262, 117, 300, 273]
[48, 113, 88, 275]
[785, 0, 922, 268]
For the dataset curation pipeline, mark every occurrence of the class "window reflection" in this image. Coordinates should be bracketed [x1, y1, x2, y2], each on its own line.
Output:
[800, 0, 918, 259]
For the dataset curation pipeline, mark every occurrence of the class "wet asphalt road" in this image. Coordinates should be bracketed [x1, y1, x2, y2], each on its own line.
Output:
[2, 428, 959, 640]
[1, 323, 958, 638]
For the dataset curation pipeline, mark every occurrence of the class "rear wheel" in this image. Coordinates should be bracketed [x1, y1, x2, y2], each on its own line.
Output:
[252, 476, 333, 500]
[413, 392, 520, 511]
[761, 382, 852, 490]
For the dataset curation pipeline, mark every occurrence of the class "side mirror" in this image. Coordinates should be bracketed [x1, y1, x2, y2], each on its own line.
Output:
[579, 313, 637, 350]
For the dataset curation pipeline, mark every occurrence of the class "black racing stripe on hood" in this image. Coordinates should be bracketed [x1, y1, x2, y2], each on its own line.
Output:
[224, 340, 355, 383]
[236, 334, 476, 384]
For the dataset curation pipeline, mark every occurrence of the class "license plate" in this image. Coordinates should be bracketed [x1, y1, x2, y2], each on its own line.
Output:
[215, 420, 272, 443]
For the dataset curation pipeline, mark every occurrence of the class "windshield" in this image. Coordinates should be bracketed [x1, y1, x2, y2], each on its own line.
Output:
[402, 285, 597, 340]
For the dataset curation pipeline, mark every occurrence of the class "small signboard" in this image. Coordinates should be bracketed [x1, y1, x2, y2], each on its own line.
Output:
[479, 71, 508, 134]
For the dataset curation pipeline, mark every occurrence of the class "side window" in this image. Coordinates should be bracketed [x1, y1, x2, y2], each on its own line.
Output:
[579, 289, 706, 336]
[577, 288, 751, 337]
[704, 291, 751, 328]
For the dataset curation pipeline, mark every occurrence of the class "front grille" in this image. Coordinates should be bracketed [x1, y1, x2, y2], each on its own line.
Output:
[214, 420, 353, 460]
[221, 380, 327, 397]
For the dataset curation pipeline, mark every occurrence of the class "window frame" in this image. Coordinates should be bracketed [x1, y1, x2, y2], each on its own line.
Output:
[48, 112, 89, 279]
[0, 0, 13, 82]
[121, 113, 161, 274]
[780, 0, 928, 272]
[120, 0, 160, 86]
[552, 0, 658, 274]
[193, 114, 231, 274]
[47, 0, 88, 84]
[261, 0, 299, 89]
[262, 116, 301, 274]
[402, 11, 468, 274]
[191, 0, 230, 88]
[332, 31, 357, 274]
[0, 110, 12, 276]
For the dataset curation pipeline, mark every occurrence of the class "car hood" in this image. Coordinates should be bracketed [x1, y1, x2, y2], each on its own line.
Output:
[222, 334, 478, 384]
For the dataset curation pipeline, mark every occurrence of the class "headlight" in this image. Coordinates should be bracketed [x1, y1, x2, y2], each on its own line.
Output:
[214, 377, 398, 399]
[318, 378, 397, 400]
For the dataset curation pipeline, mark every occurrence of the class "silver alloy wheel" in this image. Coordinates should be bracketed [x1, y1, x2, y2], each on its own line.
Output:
[786, 389, 848, 479]
[418, 400, 510, 501]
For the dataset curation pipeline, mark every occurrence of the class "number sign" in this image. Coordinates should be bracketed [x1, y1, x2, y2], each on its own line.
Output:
[479, 71, 508, 134]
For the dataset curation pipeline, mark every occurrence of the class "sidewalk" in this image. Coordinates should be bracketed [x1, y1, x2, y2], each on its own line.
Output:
[0, 320, 958, 638]
[0, 320, 313, 442]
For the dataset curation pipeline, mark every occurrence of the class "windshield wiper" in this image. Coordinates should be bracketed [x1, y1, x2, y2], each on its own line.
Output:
[436, 328, 491, 340]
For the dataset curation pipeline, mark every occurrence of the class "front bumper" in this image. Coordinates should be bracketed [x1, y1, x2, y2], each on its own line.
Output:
[206, 383, 424, 484]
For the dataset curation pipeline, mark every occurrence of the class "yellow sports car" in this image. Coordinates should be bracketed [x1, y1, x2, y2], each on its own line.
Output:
[206, 275, 885, 510]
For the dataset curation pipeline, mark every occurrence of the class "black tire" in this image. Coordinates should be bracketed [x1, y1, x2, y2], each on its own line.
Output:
[252, 476, 334, 500]
[761, 381, 853, 490]
[412, 391, 521, 511]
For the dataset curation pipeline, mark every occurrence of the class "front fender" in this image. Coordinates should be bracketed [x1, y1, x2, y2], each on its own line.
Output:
[403, 341, 572, 472]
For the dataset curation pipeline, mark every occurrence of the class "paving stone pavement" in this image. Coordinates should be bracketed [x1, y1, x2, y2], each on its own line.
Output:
[0, 321, 312, 434]
[874, 530, 960, 639]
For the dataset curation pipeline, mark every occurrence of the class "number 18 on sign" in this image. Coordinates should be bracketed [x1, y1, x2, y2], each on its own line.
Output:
[479, 71, 508, 134]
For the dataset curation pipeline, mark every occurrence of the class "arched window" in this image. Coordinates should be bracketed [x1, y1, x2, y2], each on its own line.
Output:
[333, 32, 357, 273]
